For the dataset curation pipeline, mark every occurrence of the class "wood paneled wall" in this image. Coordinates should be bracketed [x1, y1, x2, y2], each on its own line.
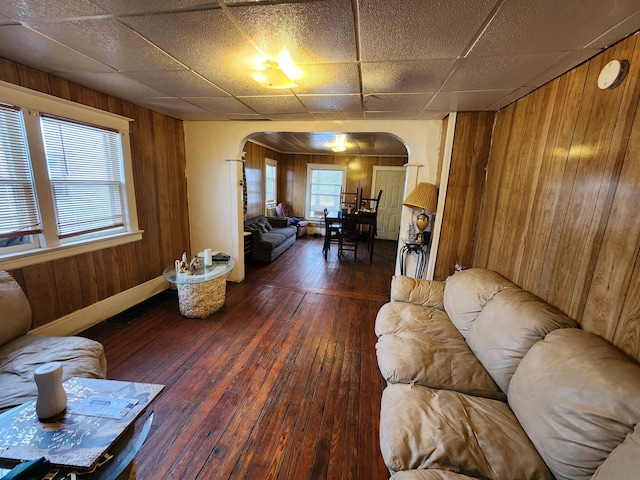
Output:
[473, 33, 640, 361]
[243, 141, 282, 218]
[243, 139, 407, 219]
[0, 58, 189, 329]
[434, 112, 494, 280]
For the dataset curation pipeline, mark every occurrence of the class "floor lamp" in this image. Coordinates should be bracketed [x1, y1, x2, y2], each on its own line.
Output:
[403, 182, 438, 244]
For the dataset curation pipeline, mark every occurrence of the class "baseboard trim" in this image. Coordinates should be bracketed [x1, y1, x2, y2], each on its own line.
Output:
[30, 276, 169, 337]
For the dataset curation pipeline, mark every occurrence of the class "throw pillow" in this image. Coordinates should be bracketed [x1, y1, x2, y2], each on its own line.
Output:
[0, 271, 32, 345]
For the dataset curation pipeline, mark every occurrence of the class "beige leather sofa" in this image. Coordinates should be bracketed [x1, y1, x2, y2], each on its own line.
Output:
[376, 268, 640, 479]
[0, 271, 107, 410]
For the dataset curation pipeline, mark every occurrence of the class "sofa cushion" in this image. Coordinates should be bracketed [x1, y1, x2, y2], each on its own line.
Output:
[0, 271, 32, 346]
[258, 231, 288, 250]
[375, 303, 460, 339]
[591, 422, 640, 479]
[443, 269, 516, 338]
[466, 288, 577, 394]
[509, 328, 640, 480]
[390, 276, 445, 309]
[380, 383, 552, 479]
[0, 334, 107, 410]
[376, 332, 504, 400]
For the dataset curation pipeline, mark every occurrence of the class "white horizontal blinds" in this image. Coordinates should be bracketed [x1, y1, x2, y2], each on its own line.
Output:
[40, 115, 125, 239]
[0, 104, 41, 239]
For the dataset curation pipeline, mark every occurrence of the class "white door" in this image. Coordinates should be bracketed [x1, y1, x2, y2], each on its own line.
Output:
[372, 167, 406, 241]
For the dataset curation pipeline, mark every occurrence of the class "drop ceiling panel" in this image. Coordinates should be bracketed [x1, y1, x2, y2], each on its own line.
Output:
[364, 93, 433, 112]
[0, 0, 105, 22]
[90, 0, 214, 16]
[428, 89, 514, 112]
[119, 9, 253, 72]
[235, 95, 306, 115]
[0, 25, 116, 74]
[55, 71, 169, 99]
[131, 97, 214, 119]
[468, 0, 640, 57]
[184, 96, 259, 115]
[525, 49, 602, 89]
[231, 0, 358, 64]
[361, 59, 457, 94]
[26, 17, 185, 72]
[0, 14, 15, 25]
[290, 63, 361, 95]
[442, 52, 571, 92]
[358, 0, 499, 61]
[585, 10, 640, 49]
[298, 94, 362, 112]
[126, 70, 229, 98]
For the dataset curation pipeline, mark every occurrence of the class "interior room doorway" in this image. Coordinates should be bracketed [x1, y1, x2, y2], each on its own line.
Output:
[372, 166, 406, 241]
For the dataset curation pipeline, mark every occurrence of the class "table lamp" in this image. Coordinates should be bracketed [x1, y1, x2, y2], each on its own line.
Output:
[403, 182, 438, 244]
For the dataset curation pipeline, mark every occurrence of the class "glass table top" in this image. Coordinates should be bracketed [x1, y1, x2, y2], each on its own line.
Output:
[163, 256, 235, 284]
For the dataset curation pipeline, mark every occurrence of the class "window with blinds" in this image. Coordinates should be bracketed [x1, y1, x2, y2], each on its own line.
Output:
[0, 104, 40, 247]
[41, 116, 124, 238]
[0, 85, 138, 266]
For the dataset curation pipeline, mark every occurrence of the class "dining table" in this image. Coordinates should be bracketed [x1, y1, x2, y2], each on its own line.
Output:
[323, 209, 377, 262]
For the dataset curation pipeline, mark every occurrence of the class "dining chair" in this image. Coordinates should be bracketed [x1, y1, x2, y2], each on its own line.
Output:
[339, 188, 360, 212]
[358, 190, 383, 260]
[323, 208, 341, 259]
[338, 213, 359, 260]
[359, 189, 382, 212]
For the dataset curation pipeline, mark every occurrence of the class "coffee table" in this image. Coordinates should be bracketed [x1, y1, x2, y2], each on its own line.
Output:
[163, 257, 235, 318]
[0, 377, 164, 479]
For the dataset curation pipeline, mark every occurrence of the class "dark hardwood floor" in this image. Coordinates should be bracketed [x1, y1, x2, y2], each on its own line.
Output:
[82, 236, 395, 480]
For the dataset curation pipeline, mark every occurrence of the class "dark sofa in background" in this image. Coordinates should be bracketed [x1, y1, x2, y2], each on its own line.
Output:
[244, 215, 297, 263]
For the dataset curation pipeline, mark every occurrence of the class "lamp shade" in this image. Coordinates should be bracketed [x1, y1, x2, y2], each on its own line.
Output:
[403, 182, 438, 213]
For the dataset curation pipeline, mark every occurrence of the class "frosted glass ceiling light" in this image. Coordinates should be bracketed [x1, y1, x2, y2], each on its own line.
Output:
[251, 59, 298, 89]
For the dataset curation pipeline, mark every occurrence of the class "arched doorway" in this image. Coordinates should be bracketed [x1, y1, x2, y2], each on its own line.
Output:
[241, 131, 408, 248]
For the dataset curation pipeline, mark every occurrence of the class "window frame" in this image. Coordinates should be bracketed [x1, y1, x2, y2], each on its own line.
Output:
[305, 164, 347, 220]
[0, 80, 141, 270]
[265, 157, 277, 214]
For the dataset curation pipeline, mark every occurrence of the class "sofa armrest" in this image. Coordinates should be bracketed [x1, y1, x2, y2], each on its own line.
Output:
[390, 275, 445, 309]
[267, 216, 289, 228]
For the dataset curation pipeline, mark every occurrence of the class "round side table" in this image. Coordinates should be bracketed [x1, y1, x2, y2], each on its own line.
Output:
[163, 257, 235, 318]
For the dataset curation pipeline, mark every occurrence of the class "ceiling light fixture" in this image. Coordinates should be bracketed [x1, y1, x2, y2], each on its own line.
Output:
[331, 134, 347, 152]
[251, 51, 301, 89]
[251, 59, 298, 89]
